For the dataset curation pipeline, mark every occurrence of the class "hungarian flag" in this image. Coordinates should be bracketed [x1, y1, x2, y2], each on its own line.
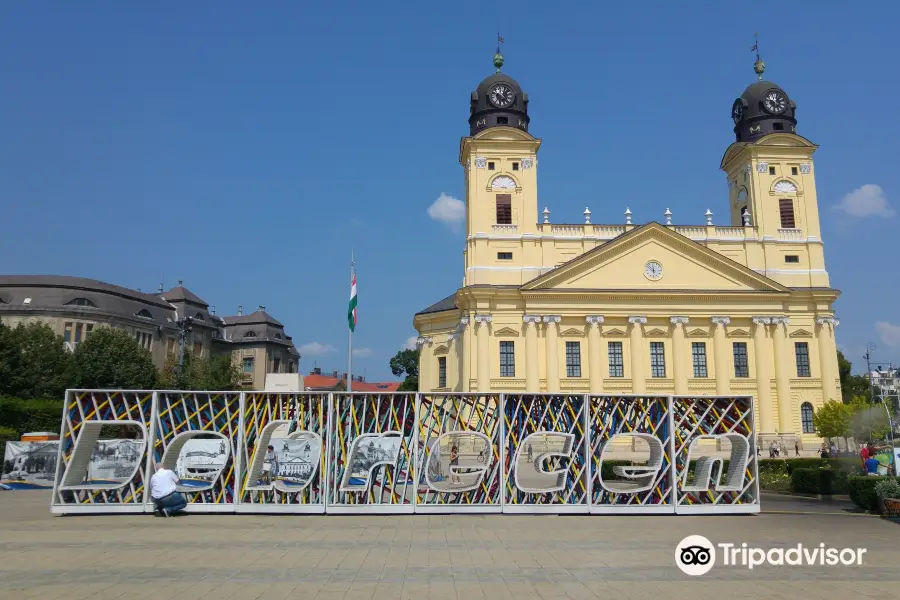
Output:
[348, 268, 357, 332]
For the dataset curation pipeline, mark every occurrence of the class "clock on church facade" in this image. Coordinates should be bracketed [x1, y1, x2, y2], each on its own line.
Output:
[413, 49, 839, 447]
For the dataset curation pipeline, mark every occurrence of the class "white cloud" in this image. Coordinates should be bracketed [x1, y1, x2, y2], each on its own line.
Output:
[427, 193, 465, 231]
[352, 347, 374, 358]
[297, 341, 337, 356]
[876, 322, 900, 348]
[834, 184, 894, 218]
[404, 336, 418, 350]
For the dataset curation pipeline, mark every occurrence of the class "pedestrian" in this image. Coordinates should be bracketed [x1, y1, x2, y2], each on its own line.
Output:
[794, 439, 801, 457]
[819, 443, 829, 459]
[860, 442, 871, 471]
[262, 445, 276, 484]
[150, 464, 187, 517]
[449, 445, 460, 484]
[865, 454, 880, 476]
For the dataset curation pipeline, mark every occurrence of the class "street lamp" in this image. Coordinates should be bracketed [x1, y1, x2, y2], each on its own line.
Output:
[175, 316, 194, 377]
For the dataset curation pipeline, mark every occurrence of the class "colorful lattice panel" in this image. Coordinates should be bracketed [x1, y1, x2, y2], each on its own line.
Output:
[51, 390, 154, 513]
[588, 395, 674, 513]
[416, 394, 502, 511]
[238, 392, 328, 512]
[672, 395, 758, 514]
[326, 393, 416, 512]
[150, 391, 241, 512]
[502, 394, 588, 512]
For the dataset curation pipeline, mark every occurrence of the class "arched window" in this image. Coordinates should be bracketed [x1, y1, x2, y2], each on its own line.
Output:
[274, 333, 282, 340]
[135, 309, 153, 319]
[193, 312, 205, 321]
[800, 402, 815, 434]
[244, 331, 257, 338]
[65, 298, 96, 307]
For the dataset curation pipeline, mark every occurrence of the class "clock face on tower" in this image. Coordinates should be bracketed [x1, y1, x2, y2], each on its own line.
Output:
[731, 99, 744, 124]
[489, 84, 515, 108]
[763, 90, 787, 114]
[644, 261, 663, 281]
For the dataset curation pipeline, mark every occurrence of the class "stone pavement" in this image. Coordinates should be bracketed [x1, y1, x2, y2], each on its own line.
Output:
[1, 491, 898, 600]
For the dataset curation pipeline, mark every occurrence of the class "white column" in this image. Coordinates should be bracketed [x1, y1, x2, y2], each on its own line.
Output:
[752, 317, 775, 434]
[771, 316, 793, 434]
[628, 316, 647, 394]
[416, 336, 432, 391]
[670, 316, 689, 395]
[543, 315, 561, 392]
[474, 314, 492, 393]
[711, 316, 731, 395]
[816, 316, 839, 403]
[586, 316, 605, 394]
[455, 317, 469, 392]
[523, 315, 540, 393]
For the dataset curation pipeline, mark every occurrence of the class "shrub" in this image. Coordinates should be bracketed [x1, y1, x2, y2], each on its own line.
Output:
[791, 468, 835, 495]
[875, 478, 900, 501]
[0, 425, 18, 463]
[0, 397, 64, 435]
[848, 476, 900, 512]
[759, 468, 790, 491]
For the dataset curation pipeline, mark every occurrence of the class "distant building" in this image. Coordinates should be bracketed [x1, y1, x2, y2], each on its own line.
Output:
[0, 275, 299, 389]
[303, 368, 401, 392]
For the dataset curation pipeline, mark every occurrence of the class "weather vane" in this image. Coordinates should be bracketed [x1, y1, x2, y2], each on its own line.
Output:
[751, 32, 765, 81]
[494, 32, 505, 72]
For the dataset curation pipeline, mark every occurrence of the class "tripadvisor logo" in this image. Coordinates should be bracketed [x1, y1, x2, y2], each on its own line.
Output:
[675, 535, 867, 576]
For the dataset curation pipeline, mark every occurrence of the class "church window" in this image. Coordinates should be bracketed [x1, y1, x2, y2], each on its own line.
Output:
[488, 162, 495, 170]
[497, 252, 512, 260]
[243, 357, 254, 374]
[135, 309, 153, 319]
[779, 199, 796, 228]
[512, 162, 519, 171]
[499, 341, 515, 377]
[768, 166, 776, 175]
[496, 194, 512, 225]
[733, 342, 749, 378]
[66, 297, 96, 307]
[608, 342, 624, 377]
[791, 166, 798, 176]
[691, 342, 708, 378]
[565, 342, 581, 378]
[801, 402, 815, 433]
[438, 357, 447, 388]
[785, 255, 799, 263]
[795, 342, 811, 377]
[650, 342, 666, 378]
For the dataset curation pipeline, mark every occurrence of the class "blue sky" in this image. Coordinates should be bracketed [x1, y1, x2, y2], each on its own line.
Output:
[2, 1, 898, 379]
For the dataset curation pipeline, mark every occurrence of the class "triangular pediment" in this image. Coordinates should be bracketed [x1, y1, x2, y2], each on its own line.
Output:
[494, 327, 520, 337]
[790, 329, 813, 338]
[561, 327, 585, 337]
[603, 328, 626, 336]
[433, 344, 449, 354]
[687, 328, 708, 337]
[645, 328, 668, 337]
[521, 222, 790, 294]
[729, 328, 750, 337]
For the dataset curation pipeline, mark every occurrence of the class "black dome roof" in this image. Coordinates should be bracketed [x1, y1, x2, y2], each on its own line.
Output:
[468, 71, 529, 135]
[732, 79, 797, 142]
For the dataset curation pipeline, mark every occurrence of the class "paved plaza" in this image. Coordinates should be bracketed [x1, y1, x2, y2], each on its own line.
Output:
[1, 491, 898, 600]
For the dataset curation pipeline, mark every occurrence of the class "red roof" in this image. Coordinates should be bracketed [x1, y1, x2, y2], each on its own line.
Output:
[303, 375, 401, 392]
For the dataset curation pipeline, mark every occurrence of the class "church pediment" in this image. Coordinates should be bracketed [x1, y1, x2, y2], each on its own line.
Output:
[603, 327, 626, 336]
[687, 328, 709, 337]
[789, 329, 813, 338]
[728, 328, 750, 337]
[494, 327, 520, 337]
[433, 344, 450, 354]
[561, 327, 585, 337]
[645, 328, 668, 337]
[521, 222, 789, 294]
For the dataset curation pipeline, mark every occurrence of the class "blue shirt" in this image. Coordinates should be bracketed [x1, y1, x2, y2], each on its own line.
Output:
[865, 457, 880, 474]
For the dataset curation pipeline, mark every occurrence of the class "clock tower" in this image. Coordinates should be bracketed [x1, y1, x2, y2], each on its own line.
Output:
[460, 49, 542, 286]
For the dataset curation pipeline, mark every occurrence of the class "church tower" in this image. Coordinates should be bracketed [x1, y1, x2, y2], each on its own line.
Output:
[459, 47, 542, 286]
[720, 46, 828, 289]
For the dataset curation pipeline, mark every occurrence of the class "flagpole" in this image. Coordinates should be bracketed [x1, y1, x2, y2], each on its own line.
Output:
[348, 250, 354, 393]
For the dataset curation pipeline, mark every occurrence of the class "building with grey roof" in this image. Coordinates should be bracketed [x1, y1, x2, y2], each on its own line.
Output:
[0, 275, 299, 389]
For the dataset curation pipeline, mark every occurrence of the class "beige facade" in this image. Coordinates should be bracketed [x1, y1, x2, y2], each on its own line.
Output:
[414, 123, 839, 445]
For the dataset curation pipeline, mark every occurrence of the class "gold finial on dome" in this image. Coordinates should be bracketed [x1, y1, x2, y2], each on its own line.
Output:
[751, 32, 765, 81]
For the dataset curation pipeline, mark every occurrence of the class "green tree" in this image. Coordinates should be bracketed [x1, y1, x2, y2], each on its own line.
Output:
[157, 352, 241, 390]
[813, 400, 852, 441]
[0, 320, 72, 399]
[72, 327, 157, 389]
[837, 350, 871, 403]
[390, 348, 419, 391]
[848, 395, 892, 442]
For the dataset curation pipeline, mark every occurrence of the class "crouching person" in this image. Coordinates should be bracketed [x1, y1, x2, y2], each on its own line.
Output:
[150, 464, 187, 517]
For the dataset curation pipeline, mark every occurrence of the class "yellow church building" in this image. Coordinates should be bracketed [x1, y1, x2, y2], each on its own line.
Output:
[413, 50, 840, 446]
